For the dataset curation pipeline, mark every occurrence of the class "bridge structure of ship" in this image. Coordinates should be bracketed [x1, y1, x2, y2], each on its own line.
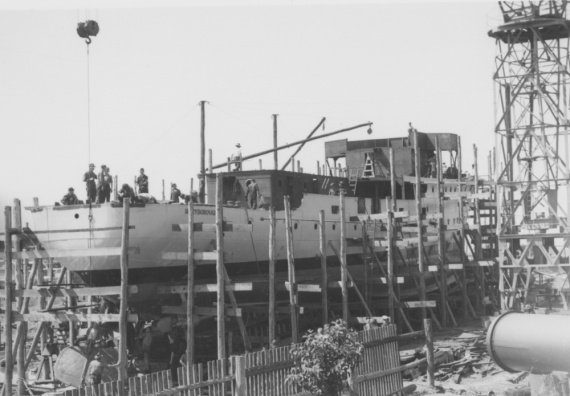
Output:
[0, 131, 503, 396]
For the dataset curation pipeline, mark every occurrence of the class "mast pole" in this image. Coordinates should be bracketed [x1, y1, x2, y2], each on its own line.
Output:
[199, 100, 206, 203]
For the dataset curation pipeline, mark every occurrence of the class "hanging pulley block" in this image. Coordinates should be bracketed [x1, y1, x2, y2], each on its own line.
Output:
[76, 20, 99, 41]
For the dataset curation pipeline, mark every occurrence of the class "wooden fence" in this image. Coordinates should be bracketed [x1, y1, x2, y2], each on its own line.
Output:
[55, 324, 430, 396]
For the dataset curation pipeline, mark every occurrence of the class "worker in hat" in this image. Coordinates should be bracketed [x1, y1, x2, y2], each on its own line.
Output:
[136, 168, 149, 194]
[232, 143, 242, 171]
[170, 183, 182, 203]
[97, 165, 112, 203]
[85, 352, 108, 386]
[83, 163, 98, 204]
[61, 187, 79, 205]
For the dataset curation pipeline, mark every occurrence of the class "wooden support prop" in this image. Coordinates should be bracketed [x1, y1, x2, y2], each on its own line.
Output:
[215, 174, 225, 360]
[319, 210, 328, 325]
[268, 205, 276, 346]
[13, 200, 25, 396]
[284, 195, 299, 343]
[1, 285, 139, 299]
[378, 277, 404, 284]
[436, 137, 447, 328]
[4, 207, 13, 396]
[457, 136, 468, 319]
[401, 301, 437, 308]
[187, 200, 195, 366]
[339, 191, 349, 323]
[328, 242, 373, 318]
[413, 128, 427, 322]
[386, 197, 395, 323]
[284, 282, 321, 292]
[118, 199, 129, 385]
[424, 319, 435, 388]
[163, 305, 242, 317]
[234, 355, 246, 396]
[2, 312, 138, 323]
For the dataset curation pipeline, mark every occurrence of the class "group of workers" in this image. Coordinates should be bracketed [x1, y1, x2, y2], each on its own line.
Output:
[62, 165, 198, 206]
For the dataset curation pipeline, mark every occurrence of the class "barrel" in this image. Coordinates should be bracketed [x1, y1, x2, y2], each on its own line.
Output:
[487, 311, 570, 374]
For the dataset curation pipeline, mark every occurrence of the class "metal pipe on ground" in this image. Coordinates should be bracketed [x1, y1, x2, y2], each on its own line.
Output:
[487, 312, 570, 374]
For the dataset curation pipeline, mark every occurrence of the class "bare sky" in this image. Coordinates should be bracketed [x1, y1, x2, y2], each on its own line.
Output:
[0, 0, 501, 227]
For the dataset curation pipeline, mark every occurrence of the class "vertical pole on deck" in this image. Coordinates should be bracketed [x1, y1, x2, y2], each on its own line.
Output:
[273, 114, 278, 170]
[216, 174, 226, 359]
[13, 200, 24, 396]
[162, 179, 165, 201]
[118, 198, 130, 385]
[339, 191, 349, 324]
[424, 319, 435, 388]
[317, 161, 321, 176]
[291, 157, 295, 172]
[259, 159, 262, 170]
[413, 129, 427, 322]
[268, 206, 276, 346]
[319, 210, 328, 325]
[386, 197, 395, 323]
[67, 269, 75, 347]
[362, 222, 368, 306]
[190, 178, 194, 196]
[209, 149, 213, 173]
[284, 196, 298, 343]
[113, 176, 118, 201]
[457, 136, 468, 319]
[4, 207, 13, 396]
[199, 100, 206, 203]
[186, 201, 195, 365]
[297, 160, 301, 173]
[436, 138, 448, 328]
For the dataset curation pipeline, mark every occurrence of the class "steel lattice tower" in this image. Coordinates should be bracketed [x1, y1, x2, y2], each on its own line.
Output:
[490, 1, 570, 311]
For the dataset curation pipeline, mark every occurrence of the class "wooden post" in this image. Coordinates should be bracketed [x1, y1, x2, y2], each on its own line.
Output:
[458, 136, 468, 319]
[413, 129, 427, 322]
[190, 178, 194, 195]
[268, 206, 276, 346]
[37, 259, 46, 357]
[273, 114, 278, 170]
[118, 198, 130, 385]
[234, 355, 246, 396]
[227, 157, 231, 172]
[216, 174, 225, 359]
[208, 149, 213, 172]
[339, 191, 349, 323]
[199, 100, 206, 203]
[259, 159, 262, 170]
[13, 200, 24, 396]
[319, 210, 328, 325]
[436, 138, 448, 328]
[317, 161, 321, 175]
[362, 221, 368, 305]
[186, 201, 195, 365]
[291, 157, 295, 172]
[67, 270, 75, 347]
[474, 144, 485, 312]
[297, 160, 301, 173]
[424, 319, 435, 388]
[4, 207, 13, 396]
[390, 149, 397, 211]
[386, 198, 395, 323]
[162, 179, 165, 201]
[284, 196, 298, 343]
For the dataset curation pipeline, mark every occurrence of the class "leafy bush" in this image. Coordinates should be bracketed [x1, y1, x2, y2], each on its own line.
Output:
[286, 320, 363, 396]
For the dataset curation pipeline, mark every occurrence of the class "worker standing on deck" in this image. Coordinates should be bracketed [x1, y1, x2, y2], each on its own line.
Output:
[83, 163, 98, 204]
[232, 143, 242, 171]
[136, 168, 149, 194]
[246, 179, 259, 209]
[171, 183, 182, 203]
[85, 353, 107, 386]
[97, 165, 112, 203]
[61, 187, 79, 205]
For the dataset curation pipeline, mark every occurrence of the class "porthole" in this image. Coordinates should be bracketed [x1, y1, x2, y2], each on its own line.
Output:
[354, 225, 357, 231]
[74, 213, 79, 219]
[332, 224, 336, 231]
[314, 224, 318, 230]
[294, 223, 298, 230]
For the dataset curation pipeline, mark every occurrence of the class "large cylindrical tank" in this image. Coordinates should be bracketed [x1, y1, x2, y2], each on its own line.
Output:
[487, 311, 570, 374]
